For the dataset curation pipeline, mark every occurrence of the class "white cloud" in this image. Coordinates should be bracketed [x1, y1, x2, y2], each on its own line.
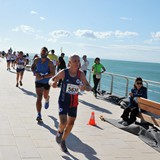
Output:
[114, 30, 138, 38]
[74, 30, 97, 39]
[74, 29, 138, 39]
[30, 10, 38, 15]
[50, 30, 71, 39]
[12, 25, 34, 33]
[151, 32, 160, 40]
[74, 30, 113, 39]
[40, 17, 45, 20]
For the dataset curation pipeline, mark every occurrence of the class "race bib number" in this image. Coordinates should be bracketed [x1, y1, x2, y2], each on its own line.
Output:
[66, 84, 79, 95]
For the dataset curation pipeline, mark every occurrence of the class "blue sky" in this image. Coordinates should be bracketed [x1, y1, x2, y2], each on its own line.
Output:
[0, 0, 160, 63]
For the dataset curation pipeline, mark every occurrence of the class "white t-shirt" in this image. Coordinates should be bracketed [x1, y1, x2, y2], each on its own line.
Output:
[81, 60, 89, 71]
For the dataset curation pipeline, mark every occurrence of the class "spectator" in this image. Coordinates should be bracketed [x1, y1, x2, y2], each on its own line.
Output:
[92, 57, 106, 97]
[80, 55, 89, 76]
[48, 49, 58, 69]
[57, 53, 66, 87]
[120, 77, 147, 126]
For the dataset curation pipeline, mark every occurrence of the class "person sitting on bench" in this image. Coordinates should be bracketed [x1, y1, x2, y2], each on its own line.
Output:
[120, 77, 147, 126]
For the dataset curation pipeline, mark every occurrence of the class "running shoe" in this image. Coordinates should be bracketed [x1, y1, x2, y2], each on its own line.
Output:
[16, 83, 18, 87]
[56, 131, 63, 144]
[44, 101, 49, 109]
[19, 81, 23, 86]
[60, 140, 68, 152]
[36, 115, 43, 123]
[44, 96, 50, 109]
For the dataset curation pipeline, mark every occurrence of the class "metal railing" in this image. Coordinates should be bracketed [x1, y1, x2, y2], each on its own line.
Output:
[87, 69, 160, 103]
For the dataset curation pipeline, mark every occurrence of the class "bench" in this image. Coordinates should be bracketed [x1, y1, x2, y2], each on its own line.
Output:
[137, 97, 160, 127]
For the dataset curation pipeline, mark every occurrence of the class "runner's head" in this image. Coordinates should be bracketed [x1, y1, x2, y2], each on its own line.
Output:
[18, 51, 23, 58]
[41, 47, 48, 58]
[68, 54, 80, 69]
[51, 49, 55, 54]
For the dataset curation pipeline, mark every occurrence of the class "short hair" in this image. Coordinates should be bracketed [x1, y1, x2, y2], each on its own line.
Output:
[135, 77, 143, 82]
[61, 53, 65, 56]
[51, 50, 55, 54]
[41, 47, 48, 52]
[94, 57, 100, 63]
[19, 51, 23, 55]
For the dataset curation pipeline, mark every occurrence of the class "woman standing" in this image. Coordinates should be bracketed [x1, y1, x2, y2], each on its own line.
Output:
[92, 57, 106, 97]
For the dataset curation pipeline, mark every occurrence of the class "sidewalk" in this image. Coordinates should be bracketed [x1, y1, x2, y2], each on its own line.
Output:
[0, 58, 160, 160]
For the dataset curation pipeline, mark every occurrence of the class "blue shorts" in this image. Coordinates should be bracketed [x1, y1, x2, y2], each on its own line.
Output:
[58, 104, 77, 117]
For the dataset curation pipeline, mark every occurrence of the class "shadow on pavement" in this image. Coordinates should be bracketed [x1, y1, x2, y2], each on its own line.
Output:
[9, 70, 16, 74]
[19, 87, 36, 97]
[46, 115, 100, 160]
[79, 99, 112, 114]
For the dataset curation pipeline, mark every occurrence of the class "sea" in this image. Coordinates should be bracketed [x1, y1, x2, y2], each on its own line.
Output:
[29, 54, 160, 103]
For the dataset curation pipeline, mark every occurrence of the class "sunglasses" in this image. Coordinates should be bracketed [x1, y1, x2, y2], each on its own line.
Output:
[136, 82, 142, 85]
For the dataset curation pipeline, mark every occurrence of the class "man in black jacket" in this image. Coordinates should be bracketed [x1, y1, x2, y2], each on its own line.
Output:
[57, 53, 66, 87]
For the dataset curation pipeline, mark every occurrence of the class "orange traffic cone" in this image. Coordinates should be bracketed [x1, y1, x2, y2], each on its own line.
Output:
[88, 112, 96, 126]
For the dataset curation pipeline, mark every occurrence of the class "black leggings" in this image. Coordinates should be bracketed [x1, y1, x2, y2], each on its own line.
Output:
[121, 107, 139, 125]
[93, 75, 100, 94]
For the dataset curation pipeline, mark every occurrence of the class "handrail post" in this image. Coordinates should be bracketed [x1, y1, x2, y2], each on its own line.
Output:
[125, 78, 129, 97]
[88, 69, 91, 85]
[110, 75, 114, 94]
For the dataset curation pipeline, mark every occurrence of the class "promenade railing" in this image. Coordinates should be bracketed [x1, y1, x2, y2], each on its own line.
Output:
[87, 69, 160, 103]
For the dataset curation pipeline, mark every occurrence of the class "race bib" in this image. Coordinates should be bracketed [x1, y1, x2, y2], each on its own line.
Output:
[66, 84, 79, 95]
[17, 64, 24, 69]
[52, 60, 56, 66]
[96, 73, 101, 79]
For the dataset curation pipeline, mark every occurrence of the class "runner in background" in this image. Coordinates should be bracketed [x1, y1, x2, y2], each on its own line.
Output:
[57, 53, 66, 87]
[31, 47, 55, 122]
[47, 49, 58, 72]
[15, 51, 27, 87]
[11, 51, 17, 69]
[6, 48, 12, 71]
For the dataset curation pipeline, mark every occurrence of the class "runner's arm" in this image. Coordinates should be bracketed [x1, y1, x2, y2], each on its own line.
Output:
[49, 70, 65, 88]
[101, 66, 106, 73]
[31, 58, 38, 74]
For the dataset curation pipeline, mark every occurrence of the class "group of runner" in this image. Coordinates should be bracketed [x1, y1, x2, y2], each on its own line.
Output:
[4, 48, 30, 87]
[4, 46, 106, 153]
[31, 47, 93, 152]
